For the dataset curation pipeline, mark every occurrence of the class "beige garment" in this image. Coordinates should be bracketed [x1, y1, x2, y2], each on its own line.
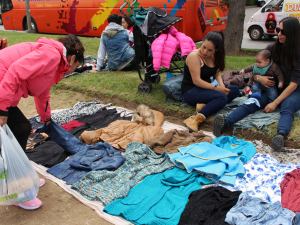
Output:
[79, 110, 165, 151]
[145, 129, 212, 154]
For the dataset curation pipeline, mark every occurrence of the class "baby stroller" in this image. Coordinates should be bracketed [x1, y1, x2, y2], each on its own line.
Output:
[120, 0, 185, 94]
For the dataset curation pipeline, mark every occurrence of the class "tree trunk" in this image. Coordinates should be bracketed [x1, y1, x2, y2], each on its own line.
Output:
[224, 0, 245, 55]
[25, 0, 33, 33]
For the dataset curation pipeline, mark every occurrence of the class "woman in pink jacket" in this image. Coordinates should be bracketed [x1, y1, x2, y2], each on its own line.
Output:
[0, 34, 85, 210]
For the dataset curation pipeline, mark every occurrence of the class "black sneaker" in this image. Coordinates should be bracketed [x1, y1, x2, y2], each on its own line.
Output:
[271, 133, 286, 151]
[213, 114, 227, 137]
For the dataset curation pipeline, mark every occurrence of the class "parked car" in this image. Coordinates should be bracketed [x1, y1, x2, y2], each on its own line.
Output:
[247, 0, 299, 40]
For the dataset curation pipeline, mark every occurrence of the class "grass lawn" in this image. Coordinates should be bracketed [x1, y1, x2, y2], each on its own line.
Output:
[2, 31, 300, 143]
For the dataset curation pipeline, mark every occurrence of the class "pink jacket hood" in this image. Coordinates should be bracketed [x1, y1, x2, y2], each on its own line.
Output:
[0, 37, 70, 121]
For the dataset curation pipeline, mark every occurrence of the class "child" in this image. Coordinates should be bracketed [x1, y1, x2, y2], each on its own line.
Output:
[240, 49, 284, 102]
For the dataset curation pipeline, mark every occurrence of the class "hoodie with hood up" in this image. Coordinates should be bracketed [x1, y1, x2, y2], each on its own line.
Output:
[0, 37, 70, 121]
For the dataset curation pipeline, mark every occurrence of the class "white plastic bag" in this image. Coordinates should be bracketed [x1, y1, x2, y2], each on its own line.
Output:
[0, 125, 39, 205]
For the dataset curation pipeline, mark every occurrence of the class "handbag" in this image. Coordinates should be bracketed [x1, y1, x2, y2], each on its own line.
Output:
[0, 125, 40, 205]
[161, 73, 188, 107]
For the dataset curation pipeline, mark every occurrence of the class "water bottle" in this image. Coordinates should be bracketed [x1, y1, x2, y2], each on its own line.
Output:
[210, 76, 214, 83]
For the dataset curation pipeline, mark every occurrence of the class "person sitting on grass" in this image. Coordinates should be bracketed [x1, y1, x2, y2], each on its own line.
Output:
[240, 49, 284, 102]
[213, 17, 300, 152]
[96, 14, 136, 71]
[181, 31, 239, 132]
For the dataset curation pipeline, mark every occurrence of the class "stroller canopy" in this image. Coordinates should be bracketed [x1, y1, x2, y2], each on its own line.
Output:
[132, 6, 182, 37]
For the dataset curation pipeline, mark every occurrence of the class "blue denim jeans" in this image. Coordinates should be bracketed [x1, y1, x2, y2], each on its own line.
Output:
[226, 86, 300, 136]
[251, 82, 278, 103]
[183, 85, 239, 117]
[225, 193, 296, 225]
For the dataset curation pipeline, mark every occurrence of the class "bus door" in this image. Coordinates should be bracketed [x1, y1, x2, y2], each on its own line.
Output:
[0, 0, 13, 30]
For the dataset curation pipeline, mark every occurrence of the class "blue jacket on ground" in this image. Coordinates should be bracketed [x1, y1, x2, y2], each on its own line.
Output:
[36, 121, 125, 185]
[169, 142, 245, 186]
[212, 136, 256, 162]
[104, 167, 213, 225]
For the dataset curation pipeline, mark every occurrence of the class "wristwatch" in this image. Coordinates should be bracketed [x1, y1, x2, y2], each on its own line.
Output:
[257, 76, 260, 82]
[213, 85, 217, 90]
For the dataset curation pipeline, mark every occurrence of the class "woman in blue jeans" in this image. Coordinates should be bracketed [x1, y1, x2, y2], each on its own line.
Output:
[213, 17, 300, 151]
[181, 31, 239, 132]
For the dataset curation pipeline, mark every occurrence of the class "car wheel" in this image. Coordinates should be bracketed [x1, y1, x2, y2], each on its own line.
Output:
[0, 16, 2, 25]
[259, 1, 266, 7]
[249, 26, 263, 40]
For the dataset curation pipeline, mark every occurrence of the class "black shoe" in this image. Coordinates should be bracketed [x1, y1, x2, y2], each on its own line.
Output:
[271, 133, 286, 151]
[213, 114, 227, 137]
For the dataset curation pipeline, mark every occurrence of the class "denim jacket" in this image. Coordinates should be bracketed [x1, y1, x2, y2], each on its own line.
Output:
[36, 121, 125, 185]
[96, 23, 135, 71]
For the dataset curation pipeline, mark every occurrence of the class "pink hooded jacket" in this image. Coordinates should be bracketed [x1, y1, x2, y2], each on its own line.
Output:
[0, 37, 70, 121]
[152, 26, 196, 71]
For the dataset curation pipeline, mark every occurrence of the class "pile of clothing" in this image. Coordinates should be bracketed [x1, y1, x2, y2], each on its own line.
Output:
[26, 101, 300, 225]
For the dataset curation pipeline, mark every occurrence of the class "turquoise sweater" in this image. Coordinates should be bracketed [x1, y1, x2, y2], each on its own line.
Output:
[104, 167, 212, 225]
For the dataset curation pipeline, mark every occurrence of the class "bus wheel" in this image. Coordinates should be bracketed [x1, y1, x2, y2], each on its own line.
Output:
[249, 26, 263, 40]
[0, 16, 2, 25]
[23, 17, 38, 33]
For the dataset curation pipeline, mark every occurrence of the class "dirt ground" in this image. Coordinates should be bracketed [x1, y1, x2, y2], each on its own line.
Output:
[1, 89, 298, 225]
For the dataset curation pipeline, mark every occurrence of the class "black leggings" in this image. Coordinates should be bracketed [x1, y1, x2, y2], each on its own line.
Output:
[7, 107, 31, 151]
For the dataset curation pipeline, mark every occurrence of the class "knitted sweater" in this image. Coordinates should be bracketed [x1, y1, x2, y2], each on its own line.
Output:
[104, 167, 213, 225]
[71, 142, 174, 205]
[179, 186, 242, 225]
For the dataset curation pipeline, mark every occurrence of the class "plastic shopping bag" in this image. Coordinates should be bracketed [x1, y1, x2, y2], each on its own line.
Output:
[0, 125, 39, 205]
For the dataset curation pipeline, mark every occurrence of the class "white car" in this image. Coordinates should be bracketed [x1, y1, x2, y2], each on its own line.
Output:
[247, 0, 299, 40]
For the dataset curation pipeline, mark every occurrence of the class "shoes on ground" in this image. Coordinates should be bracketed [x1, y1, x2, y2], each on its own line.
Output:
[213, 114, 227, 137]
[271, 133, 286, 151]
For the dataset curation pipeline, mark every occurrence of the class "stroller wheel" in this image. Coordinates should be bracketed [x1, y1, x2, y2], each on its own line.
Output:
[138, 81, 152, 94]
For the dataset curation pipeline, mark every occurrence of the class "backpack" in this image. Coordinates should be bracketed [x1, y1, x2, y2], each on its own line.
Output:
[161, 73, 188, 107]
[221, 70, 254, 88]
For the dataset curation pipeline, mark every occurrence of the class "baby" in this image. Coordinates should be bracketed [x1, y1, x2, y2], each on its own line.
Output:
[240, 49, 284, 102]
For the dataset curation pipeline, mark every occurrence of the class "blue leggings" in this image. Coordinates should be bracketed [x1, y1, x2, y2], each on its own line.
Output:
[183, 85, 240, 117]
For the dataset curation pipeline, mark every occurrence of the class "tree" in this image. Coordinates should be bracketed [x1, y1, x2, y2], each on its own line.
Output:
[221, 0, 246, 55]
[25, 0, 33, 33]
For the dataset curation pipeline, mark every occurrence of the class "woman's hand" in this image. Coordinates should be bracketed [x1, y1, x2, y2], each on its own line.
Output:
[216, 86, 230, 95]
[257, 76, 275, 88]
[264, 102, 278, 113]
[0, 116, 8, 126]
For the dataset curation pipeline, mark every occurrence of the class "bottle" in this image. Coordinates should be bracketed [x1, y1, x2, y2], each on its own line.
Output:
[210, 76, 214, 83]
[244, 86, 251, 95]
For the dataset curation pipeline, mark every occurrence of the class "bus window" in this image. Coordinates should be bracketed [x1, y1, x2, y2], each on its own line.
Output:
[1, 0, 13, 12]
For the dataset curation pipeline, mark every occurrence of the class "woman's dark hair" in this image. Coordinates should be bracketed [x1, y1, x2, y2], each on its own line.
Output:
[272, 17, 300, 69]
[202, 31, 225, 71]
[122, 16, 135, 28]
[107, 14, 122, 25]
[58, 34, 85, 64]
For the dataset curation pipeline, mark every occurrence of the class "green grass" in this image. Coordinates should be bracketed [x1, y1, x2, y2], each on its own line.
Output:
[2, 31, 299, 143]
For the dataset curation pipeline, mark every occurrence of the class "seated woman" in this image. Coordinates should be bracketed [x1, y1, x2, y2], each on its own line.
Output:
[213, 17, 300, 151]
[122, 16, 134, 47]
[182, 31, 239, 132]
[96, 14, 135, 71]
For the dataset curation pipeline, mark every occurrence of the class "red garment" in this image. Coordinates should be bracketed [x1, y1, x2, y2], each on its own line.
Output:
[280, 168, 300, 212]
[60, 120, 84, 131]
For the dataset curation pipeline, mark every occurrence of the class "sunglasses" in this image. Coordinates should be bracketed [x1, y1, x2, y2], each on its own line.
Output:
[276, 27, 285, 35]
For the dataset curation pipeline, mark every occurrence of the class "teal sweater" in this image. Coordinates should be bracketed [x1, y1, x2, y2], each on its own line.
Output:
[104, 167, 212, 225]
